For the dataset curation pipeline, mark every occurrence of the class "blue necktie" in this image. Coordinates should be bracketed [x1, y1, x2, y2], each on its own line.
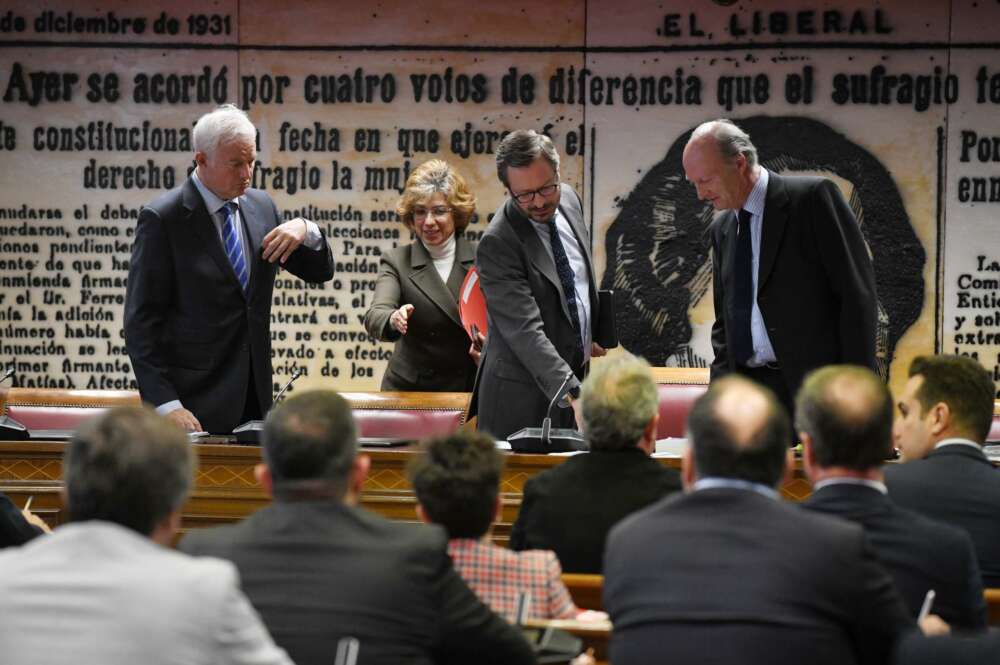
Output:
[732, 208, 754, 366]
[548, 219, 584, 359]
[221, 201, 249, 292]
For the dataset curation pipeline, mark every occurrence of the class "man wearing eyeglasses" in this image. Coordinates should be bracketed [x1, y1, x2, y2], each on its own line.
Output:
[472, 129, 604, 440]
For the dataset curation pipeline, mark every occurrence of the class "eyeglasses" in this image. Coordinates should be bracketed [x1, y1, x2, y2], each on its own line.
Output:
[413, 206, 451, 221]
[510, 181, 559, 205]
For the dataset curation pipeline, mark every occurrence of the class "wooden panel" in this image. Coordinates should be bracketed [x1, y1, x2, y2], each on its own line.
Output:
[0, 440, 811, 541]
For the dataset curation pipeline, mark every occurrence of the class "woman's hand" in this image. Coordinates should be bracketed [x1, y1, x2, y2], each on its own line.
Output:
[391, 304, 415, 334]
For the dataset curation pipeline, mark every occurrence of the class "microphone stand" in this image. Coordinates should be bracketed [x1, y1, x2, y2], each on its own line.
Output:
[507, 370, 587, 454]
[0, 364, 29, 441]
[232, 367, 304, 444]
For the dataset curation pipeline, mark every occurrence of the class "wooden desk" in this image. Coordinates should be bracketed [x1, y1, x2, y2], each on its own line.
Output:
[0, 441, 812, 542]
[522, 618, 611, 663]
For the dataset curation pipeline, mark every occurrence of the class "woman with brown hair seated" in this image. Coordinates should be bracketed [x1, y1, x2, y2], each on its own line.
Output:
[364, 159, 480, 391]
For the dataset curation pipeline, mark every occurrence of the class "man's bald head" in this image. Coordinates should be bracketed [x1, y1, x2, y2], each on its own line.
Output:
[795, 365, 893, 471]
[686, 376, 791, 487]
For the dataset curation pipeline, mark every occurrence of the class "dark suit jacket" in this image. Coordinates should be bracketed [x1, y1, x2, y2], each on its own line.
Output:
[710, 171, 877, 398]
[0, 492, 42, 549]
[894, 631, 1000, 665]
[803, 482, 986, 631]
[509, 448, 681, 573]
[885, 443, 1000, 588]
[604, 487, 913, 665]
[363, 235, 477, 391]
[473, 184, 599, 440]
[124, 178, 334, 433]
[179, 500, 533, 665]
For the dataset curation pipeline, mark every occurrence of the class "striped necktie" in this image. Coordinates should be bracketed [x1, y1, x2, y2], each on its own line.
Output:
[548, 219, 584, 360]
[732, 208, 754, 365]
[221, 201, 249, 292]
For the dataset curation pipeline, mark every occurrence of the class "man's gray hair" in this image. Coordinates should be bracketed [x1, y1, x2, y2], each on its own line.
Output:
[690, 119, 758, 168]
[581, 353, 659, 451]
[64, 407, 195, 535]
[495, 129, 561, 188]
[192, 103, 256, 157]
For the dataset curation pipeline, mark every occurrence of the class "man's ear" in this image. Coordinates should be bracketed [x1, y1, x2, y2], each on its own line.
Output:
[928, 401, 951, 437]
[639, 414, 660, 455]
[254, 463, 274, 497]
[681, 445, 696, 490]
[800, 433, 817, 483]
[415, 503, 431, 524]
[348, 454, 371, 499]
[194, 150, 208, 169]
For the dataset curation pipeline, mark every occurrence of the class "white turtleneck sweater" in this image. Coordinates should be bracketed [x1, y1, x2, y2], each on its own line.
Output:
[422, 233, 456, 284]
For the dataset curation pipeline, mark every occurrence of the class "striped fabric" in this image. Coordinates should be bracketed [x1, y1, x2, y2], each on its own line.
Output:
[447, 538, 578, 623]
[221, 201, 248, 292]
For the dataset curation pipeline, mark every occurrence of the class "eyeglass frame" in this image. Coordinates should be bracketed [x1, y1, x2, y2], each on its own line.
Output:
[412, 205, 453, 221]
[509, 179, 560, 205]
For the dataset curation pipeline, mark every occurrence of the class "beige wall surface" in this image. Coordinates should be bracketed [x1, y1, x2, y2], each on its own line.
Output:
[0, 0, 997, 402]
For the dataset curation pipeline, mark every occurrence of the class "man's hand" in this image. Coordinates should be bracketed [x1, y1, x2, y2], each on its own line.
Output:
[391, 304, 415, 334]
[468, 330, 485, 365]
[919, 614, 950, 637]
[166, 408, 203, 432]
[262, 218, 308, 264]
[21, 508, 51, 534]
[591, 342, 607, 358]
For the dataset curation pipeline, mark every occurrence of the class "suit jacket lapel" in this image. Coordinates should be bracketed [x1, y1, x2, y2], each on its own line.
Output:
[182, 179, 246, 297]
[408, 238, 463, 328]
[446, 234, 476, 298]
[758, 171, 789, 292]
[505, 199, 570, 321]
[719, 209, 739, 313]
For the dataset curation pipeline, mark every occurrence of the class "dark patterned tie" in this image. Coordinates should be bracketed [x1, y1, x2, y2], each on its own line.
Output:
[732, 208, 754, 366]
[221, 201, 249, 292]
[548, 219, 584, 359]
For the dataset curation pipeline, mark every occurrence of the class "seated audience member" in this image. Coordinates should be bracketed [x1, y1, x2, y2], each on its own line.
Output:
[603, 376, 918, 665]
[509, 352, 681, 573]
[0, 490, 49, 548]
[0, 407, 291, 665]
[798, 365, 987, 631]
[410, 430, 599, 622]
[885, 354, 1000, 588]
[181, 390, 533, 665]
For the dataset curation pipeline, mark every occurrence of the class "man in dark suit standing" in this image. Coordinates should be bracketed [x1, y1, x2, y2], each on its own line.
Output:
[604, 375, 916, 665]
[683, 119, 877, 420]
[510, 353, 680, 573]
[180, 390, 534, 665]
[885, 354, 1000, 588]
[124, 104, 334, 433]
[798, 365, 986, 631]
[473, 129, 604, 440]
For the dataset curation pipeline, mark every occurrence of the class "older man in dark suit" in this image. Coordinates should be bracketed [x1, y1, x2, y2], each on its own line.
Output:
[510, 352, 680, 573]
[798, 365, 986, 631]
[125, 104, 334, 434]
[604, 375, 917, 665]
[885, 354, 1000, 588]
[473, 129, 604, 440]
[683, 119, 877, 421]
[180, 390, 533, 665]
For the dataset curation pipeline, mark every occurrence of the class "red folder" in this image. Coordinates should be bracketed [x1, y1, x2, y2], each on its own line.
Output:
[459, 267, 488, 341]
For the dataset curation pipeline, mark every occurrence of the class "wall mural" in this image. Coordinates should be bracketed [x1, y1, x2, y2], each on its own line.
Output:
[0, 0, 998, 402]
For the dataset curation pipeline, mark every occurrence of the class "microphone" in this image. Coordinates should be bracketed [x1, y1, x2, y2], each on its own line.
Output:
[507, 370, 587, 454]
[271, 366, 304, 407]
[0, 363, 29, 441]
[232, 366, 306, 444]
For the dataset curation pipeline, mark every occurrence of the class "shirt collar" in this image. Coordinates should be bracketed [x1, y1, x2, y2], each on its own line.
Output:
[934, 438, 982, 451]
[192, 170, 237, 216]
[692, 477, 779, 500]
[740, 167, 768, 218]
[813, 477, 888, 494]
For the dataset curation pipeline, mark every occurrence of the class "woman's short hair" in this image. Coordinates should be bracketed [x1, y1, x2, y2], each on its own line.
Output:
[396, 159, 477, 233]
